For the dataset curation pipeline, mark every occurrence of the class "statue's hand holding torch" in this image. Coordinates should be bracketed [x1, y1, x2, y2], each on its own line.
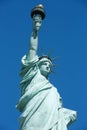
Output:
[31, 4, 45, 32]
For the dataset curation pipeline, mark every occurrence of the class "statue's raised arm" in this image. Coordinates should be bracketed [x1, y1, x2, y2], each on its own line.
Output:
[26, 4, 45, 61]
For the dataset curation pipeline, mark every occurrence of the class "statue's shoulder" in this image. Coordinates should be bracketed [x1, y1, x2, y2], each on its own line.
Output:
[21, 55, 39, 66]
[20, 55, 39, 77]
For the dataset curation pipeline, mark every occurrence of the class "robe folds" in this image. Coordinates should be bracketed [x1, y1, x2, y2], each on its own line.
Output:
[16, 55, 68, 130]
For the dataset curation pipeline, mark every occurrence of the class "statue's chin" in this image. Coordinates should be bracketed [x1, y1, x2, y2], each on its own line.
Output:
[40, 70, 49, 78]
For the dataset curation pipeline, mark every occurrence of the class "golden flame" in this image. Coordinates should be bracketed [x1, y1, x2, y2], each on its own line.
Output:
[37, 4, 44, 9]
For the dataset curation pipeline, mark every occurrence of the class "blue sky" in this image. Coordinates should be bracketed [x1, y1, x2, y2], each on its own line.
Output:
[0, 0, 87, 130]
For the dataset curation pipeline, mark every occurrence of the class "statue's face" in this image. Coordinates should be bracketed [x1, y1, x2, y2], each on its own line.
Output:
[39, 61, 52, 77]
[33, 15, 42, 31]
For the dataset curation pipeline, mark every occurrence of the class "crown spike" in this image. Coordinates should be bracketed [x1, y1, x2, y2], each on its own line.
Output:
[47, 49, 53, 58]
[41, 48, 44, 56]
[52, 64, 58, 67]
[50, 70, 55, 74]
[51, 57, 57, 61]
[51, 56, 60, 61]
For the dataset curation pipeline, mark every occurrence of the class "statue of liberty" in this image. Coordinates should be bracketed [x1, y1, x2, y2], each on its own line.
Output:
[16, 4, 77, 130]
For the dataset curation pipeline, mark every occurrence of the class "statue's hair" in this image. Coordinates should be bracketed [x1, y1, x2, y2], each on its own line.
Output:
[39, 55, 52, 62]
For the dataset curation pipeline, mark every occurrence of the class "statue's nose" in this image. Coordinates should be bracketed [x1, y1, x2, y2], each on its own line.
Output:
[46, 66, 50, 71]
[46, 66, 49, 69]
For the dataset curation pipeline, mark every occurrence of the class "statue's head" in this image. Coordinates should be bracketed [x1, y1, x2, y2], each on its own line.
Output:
[38, 56, 53, 78]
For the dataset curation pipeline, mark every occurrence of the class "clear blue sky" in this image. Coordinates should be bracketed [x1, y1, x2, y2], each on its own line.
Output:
[0, 0, 87, 130]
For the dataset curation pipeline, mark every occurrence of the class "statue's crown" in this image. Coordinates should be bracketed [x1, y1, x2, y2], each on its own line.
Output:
[39, 55, 52, 62]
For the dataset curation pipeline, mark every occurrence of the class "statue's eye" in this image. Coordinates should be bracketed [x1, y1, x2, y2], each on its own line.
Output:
[44, 63, 47, 65]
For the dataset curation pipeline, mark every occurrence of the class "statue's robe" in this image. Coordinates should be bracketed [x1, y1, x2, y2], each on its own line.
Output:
[16, 55, 75, 130]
